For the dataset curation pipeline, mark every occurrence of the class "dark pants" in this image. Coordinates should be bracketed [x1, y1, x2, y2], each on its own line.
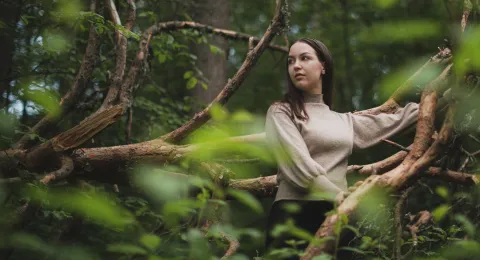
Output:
[265, 200, 334, 259]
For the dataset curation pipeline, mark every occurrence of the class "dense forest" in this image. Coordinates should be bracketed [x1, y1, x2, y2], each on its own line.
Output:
[1, 0, 480, 259]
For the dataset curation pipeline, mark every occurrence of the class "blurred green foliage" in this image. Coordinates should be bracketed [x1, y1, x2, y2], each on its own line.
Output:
[1, 0, 480, 259]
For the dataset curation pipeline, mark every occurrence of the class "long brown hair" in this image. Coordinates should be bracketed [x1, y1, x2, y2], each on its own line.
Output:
[281, 38, 334, 120]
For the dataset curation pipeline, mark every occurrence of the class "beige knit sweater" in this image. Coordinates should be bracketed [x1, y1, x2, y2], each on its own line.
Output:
[265, 93, 419, 202]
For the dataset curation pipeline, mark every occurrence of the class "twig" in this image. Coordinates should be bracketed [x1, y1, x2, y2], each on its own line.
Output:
[126, 106, 133, 144]
[394, 185, 416, 260]
[468, 134, 480, 145]
[145, 21, 287, 53]
[382, 139, 411, 152]
[407, 211, 433, 247]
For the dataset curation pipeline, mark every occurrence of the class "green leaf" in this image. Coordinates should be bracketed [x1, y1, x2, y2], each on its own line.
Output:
[455, 28, 480, 75]
[158, 53, 167, 64]
[209, 103, 228, 121]
[201, 82, 208, 90]
[227, 189, 263, 214]
[339, 246, 365, 255]
[209, 44, 224, 55]
[24, 88, 60, 118]
[312, 254, 333, 260]
[371, 0, 398, 9]
[455, 214, 476, 238]
[133, 166, 190, 202]
[432, 204, 449, 222]
[107, 243, 148, 255]
[343, 224, 360, 237]
[186, 77, 198, 89]
[9, 233, 55, 256]
[436, 186, 449, 199]
[231, 110, 254, 122]
[183, 71, 193, 79]
[139, 234, 161, 251]
[27, 187, 134, 228]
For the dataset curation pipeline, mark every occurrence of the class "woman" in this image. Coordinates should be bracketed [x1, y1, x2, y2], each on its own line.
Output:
[264, 38, 419, 258]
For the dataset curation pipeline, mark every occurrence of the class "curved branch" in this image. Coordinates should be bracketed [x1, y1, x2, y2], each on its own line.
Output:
[15, 0, 101, 149]
[145, 21, 287, 53]
[39, 155, 74, 185]
[161, 0, 287, 143]
[100, 0, 136, 110]
[394, 185, 416, 260]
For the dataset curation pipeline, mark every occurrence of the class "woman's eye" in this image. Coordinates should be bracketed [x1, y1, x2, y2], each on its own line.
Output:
[288, 59, 294, 64]
[302, 56, 309, 60]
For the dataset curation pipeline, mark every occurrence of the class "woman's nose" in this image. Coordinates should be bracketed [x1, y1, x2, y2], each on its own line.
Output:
[293, 62, 301, 70]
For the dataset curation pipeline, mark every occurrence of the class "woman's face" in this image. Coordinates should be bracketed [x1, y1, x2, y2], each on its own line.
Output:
[287, 41, 325, 94]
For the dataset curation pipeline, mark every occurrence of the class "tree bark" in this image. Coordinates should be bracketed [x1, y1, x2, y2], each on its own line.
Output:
[191, 0, 230, 112]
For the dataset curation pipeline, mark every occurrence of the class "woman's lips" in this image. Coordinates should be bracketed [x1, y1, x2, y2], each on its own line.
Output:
[295, 74, 305, 80]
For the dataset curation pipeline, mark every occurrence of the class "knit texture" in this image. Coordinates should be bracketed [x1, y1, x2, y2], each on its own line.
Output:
[265, 94, 419, 202]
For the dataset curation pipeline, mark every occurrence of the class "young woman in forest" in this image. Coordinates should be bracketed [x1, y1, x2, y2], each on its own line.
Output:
[264, 38, 419, 258]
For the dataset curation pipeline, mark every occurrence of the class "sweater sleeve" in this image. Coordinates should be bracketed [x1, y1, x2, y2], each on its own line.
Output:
[349, 102, 419, 150]
[265, 104, 342, 194]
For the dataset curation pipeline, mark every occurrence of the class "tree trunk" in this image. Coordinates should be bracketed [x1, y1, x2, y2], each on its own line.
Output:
[191, 0, 230, 111]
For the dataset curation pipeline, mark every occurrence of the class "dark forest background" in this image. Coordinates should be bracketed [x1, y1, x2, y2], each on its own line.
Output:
[1, 0, 480, 259]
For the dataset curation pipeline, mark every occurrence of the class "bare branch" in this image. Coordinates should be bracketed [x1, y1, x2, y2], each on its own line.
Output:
[39, 155, 74, 185]
[407, 210, 433, 247]
[461, 1, 472, 33]
[145, 21, 287, 53]
[394, 185, 416, 260]
[101, 0, 136, 110]
[382, 139, 411, 152]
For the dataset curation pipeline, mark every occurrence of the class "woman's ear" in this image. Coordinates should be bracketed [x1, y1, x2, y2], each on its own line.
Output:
[321, 61, 326, 75]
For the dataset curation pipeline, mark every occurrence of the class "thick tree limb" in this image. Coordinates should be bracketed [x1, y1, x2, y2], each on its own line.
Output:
[15, 0, 101, 149]
[145, 21, 288, 53]
[161, 0, 287, 143]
